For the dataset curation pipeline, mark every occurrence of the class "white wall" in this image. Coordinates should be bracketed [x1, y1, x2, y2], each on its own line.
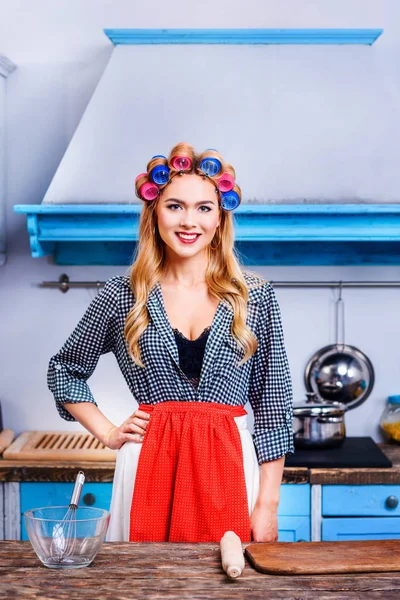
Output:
[1, 1, 400, 441]
[0, 75, 5, 265]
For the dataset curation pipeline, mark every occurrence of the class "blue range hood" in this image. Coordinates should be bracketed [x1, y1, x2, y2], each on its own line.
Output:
[13, 203, 400, 266]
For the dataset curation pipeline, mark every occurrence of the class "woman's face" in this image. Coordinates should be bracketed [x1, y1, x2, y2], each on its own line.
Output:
[156, 174, 220, 258]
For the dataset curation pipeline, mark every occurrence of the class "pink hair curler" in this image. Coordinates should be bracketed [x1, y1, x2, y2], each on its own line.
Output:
[135, 172, 148, 184]
[217, 173, 235, 193]
[139, 181, 159, 201]
[171, 156, 192, 171]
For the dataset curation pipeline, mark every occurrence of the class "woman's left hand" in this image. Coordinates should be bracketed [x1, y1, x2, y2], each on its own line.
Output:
[250, 503, 279, 542]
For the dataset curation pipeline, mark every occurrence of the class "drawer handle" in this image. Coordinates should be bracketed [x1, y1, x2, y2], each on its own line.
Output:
[83, 493, 96, 506]
[296, 539, 307, 543]
[385, 495, 399, 510]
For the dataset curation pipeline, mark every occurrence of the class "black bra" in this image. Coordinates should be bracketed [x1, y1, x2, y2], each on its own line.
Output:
[173, 327, 211, 388]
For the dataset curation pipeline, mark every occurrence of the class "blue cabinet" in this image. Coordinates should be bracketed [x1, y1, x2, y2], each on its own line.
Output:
[322, 517, 400, 541]
[19, 482, 310, 542]
[20, 482, 112, 541]
[278, 484, 311, 542]
[278, 516, 310, 542]
[321, 485, 400, 541]
[322, 485, 400, 517]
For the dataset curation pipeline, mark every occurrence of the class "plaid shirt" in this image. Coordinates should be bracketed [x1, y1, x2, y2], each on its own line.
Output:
[48, 272, 294, 464]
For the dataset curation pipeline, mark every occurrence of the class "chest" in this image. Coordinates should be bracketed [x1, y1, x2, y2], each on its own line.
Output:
[161, 286, 220, 341]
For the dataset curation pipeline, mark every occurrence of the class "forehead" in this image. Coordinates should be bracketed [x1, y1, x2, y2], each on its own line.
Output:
[161, 173, 217, 202]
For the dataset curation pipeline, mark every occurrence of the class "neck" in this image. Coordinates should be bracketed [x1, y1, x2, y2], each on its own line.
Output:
[162, 251, 209, 287]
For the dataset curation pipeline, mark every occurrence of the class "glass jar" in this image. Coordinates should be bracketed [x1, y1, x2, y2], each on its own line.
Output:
[380, 395, 400, 444]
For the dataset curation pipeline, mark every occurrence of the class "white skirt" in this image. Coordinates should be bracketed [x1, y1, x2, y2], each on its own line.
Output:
[106, 414, 260, 542]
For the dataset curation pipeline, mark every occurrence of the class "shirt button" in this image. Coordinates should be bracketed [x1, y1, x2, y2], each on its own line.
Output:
[55, 365, 62, 371]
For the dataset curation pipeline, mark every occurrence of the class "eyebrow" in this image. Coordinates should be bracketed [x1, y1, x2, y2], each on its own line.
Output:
[164, 198, 216, 206]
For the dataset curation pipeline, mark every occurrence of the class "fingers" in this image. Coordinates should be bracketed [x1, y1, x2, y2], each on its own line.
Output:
[125, 412, 150, 435]
[124, 432, 144, 444]
[131, 410, 151, 421]
[122, 419, 148, 436]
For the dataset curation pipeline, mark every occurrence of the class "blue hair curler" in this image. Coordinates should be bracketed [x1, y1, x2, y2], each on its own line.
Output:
[199, 157, 222, 177]
[221, 190, 240, 211]
[151, 164, 170, 185]
[152, 154, 167, 159]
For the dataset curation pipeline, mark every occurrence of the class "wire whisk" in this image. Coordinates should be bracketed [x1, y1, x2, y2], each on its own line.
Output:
[50, 470, 85, 564]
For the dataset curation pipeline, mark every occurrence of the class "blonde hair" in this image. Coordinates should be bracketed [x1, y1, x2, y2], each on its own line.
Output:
[124, 142, 259, 367]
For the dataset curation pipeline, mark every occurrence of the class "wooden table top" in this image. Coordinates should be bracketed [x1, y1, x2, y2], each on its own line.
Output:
[0, 459, 309, 484]
[0, 443, 399, 485]
[1, 541, 400, 599]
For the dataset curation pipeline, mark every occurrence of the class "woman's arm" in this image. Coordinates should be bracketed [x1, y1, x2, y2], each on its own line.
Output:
[248, 283, 294, 464]
[250, 455, 285, 542]
[48, 277, 122, 422]
[248, 283, 294, 541]
[63, 402, 150, 450]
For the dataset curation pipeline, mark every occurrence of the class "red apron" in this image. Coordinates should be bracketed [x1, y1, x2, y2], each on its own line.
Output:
[129, 401, 251, 542]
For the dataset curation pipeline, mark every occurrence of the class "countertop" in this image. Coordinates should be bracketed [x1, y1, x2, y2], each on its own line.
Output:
[1, 444, 399, 485]
[1, 541, 400, 599]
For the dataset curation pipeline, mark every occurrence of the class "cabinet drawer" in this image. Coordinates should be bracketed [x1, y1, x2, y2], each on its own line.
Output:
[20, 482, 112, 541]
[322, 485, 400, 517]
[322, 517, 400, 541]
[279, 484, 310, 516]
[278, 516, 310, 542]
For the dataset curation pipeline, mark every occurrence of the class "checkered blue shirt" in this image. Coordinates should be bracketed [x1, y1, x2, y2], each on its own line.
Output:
[48, 272, 294, 464]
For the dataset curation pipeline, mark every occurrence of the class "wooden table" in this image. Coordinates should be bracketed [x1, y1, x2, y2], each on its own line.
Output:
[1, 541, 400, 599]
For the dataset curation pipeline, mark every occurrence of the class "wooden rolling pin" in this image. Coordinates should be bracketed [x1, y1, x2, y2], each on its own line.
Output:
[220, 531, 245, 579]
[0, 429, 15, 455]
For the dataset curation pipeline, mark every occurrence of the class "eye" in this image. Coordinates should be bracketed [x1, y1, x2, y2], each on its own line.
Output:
[166, 204, 182, 210]
[198, 206, 212, 212]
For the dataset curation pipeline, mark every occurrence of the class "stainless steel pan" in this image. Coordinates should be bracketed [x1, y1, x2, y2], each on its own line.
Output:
[304, 286, 374, 411]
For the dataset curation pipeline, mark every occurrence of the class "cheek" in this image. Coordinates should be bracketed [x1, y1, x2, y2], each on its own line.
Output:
[204, 213, 220, 234]
[157, 208, 178, 231]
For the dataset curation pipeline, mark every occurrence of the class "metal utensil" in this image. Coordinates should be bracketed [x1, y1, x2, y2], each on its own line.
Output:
[304, 285, 374, 410]
[49, 470, 85, 564]
[293, 392, 346, 448]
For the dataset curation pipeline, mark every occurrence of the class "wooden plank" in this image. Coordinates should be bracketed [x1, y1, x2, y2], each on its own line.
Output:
[3, 431, 117, 462]
[0, 542, 400, 599]
[0, 462, 116, 483]
[245, 540, 400, 575]
[0, 430, 14, 455]
[3, 483, 20, 540]
[311, 484, 322, 542]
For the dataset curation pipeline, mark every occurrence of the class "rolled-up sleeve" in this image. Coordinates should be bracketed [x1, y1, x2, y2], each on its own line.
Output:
[248, 283, 294, 464]
[47, 277, 121, 421]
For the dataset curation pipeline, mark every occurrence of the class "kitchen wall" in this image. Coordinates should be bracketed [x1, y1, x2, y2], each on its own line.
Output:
[0, 74, 5, 265]
[1, 0, 400, 438]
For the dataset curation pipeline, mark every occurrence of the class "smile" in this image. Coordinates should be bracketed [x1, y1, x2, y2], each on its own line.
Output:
[175, 232, 201, 244]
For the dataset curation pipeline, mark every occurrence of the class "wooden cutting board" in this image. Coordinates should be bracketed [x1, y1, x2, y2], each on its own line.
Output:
[3, 431, 117, 462]
[245, 540, 400, 575]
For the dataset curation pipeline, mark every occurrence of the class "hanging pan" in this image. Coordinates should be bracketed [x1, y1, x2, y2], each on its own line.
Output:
[304, 284, 375, 411]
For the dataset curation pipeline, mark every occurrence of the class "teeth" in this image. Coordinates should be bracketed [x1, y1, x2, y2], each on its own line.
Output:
[177, 233, 198, 240]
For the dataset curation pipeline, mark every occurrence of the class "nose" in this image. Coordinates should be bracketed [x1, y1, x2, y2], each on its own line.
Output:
[179, 213, 197, 229]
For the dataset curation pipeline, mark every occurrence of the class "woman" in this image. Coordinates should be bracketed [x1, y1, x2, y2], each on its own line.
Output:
[48, 142, 294, 543]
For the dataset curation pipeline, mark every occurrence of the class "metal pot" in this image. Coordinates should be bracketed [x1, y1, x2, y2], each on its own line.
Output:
[293, 392, 346, 449]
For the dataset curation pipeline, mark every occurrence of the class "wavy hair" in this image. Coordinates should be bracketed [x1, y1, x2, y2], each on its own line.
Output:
[124, 142, 260, 367]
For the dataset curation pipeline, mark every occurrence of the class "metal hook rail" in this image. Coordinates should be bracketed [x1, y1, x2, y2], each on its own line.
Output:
[39, 274, 400, 293]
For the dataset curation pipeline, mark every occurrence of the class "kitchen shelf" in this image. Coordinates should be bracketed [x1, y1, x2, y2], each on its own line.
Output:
[103, 28, 383, 46]
[13, 203, 400, 266]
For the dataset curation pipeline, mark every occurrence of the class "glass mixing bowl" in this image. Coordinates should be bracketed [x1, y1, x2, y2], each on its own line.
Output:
[24, 506, 110, 569]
